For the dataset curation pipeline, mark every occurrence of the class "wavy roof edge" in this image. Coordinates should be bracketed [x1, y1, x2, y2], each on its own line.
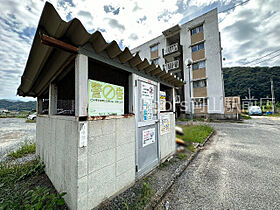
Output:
[17, 2, 185, 97]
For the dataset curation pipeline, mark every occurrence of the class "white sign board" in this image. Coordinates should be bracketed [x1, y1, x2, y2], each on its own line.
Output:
[160, 114, 170, 135]
[88, 80, 124, 116]
[160, 91, 166, 111]
[141, 82, 155, 121]
[79, 122, 88, 147]
[142, 128, 156, 147]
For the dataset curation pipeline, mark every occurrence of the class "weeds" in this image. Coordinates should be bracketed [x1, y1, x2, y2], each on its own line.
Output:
[25, 119, 36, 123]
[179, 125, 213, 144]
[186, 144, 195, 152]
[8, 143, 36, 159]
[177, 153, 188, 160]
[0, 160, 66, 209]
[241, 114, 251, 119]
[135, 181, 153, 209]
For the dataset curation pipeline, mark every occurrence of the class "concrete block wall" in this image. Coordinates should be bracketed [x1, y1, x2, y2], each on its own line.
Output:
[159, 113, 176, 161]
[78, 116, 136, 210]
[36, 116, 79, 209]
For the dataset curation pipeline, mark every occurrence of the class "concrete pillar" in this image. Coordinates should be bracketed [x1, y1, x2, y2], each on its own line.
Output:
[49, 83, 57, 115]
[37, 98, 43, 114]
[75, 54, 88, 117]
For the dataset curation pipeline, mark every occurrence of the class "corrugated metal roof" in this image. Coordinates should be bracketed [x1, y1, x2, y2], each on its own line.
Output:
[17, 2, 185, 97]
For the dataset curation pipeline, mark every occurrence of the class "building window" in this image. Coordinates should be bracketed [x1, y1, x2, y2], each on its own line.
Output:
[193, 79, 207, 88]
[193, 98, 207, 106]
[152, 58, 159, 65]
[192, 60, 206, 70]
[150, 44, 159, 59]
[191, 42, 204, 53]
[191, 25, 203, 35]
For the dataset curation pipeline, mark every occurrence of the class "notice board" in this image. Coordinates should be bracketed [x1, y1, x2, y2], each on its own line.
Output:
[88, 80, 124, 116]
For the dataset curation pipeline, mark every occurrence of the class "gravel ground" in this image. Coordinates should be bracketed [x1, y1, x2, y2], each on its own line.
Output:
[157, 116, 280, 210]
[98, 150, 192, 210]
[0, 118, 36, 162]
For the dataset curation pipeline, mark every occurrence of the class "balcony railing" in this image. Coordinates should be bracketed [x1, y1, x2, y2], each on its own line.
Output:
[163, 43, 179, 56]
[163, 60, 180, 72]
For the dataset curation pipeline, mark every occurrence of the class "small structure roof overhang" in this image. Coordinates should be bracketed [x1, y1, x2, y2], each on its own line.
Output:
[17, 2, 185, 97]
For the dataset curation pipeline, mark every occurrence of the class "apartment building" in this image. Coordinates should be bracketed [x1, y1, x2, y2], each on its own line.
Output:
[131, 8, 225, 118]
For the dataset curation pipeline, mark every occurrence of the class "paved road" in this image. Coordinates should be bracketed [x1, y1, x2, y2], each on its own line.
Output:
[0, 118, 35, 161]
[157, 117, 280, 210]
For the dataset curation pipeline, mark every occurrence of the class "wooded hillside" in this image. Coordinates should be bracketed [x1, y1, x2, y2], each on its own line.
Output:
[223, 66, 280, 101]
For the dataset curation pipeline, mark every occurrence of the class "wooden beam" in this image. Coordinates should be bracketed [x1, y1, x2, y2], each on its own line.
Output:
[41, 34, 78, 54]
[37, 54, 76, 97]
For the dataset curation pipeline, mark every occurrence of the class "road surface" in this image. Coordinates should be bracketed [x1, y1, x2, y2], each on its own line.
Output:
[0, 118, 36, 161]
[157, 117, 280, 209]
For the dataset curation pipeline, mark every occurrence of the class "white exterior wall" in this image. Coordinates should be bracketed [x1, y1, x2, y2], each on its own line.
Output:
[131, 8, 225, 115]
[181, 8, 224, 114]
[203, 10, 224, 114]
[131, 35, 166, 68]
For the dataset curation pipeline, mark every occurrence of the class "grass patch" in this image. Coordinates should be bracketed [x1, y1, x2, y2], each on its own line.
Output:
[180, 125, 213, 144]
[241, 113, 251, 119]
[186, 144, 195, 152]
[134, 181, 153, 209]
[8, 143, 36, 159]
[177, 152, 188, 160]
[0, 160, 66, 209]
[25, 119, 36, 123]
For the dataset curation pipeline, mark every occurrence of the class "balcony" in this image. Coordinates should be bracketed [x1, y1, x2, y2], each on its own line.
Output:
[163, 60, 180, 72]
[163, 43, 182, 61]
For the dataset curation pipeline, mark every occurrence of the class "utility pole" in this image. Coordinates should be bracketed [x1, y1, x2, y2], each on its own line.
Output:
[271, 78, 275, 113]
[248, 88, 251, 99]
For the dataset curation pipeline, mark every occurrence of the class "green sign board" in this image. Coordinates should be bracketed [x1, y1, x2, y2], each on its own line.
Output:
[88, 80, 124, 116]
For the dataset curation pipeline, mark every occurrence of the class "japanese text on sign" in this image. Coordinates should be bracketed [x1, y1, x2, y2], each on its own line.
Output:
[88, 80, 124, 116]
[143, 128, 156, 147]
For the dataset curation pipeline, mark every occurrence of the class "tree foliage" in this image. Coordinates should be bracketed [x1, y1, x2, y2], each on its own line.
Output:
[223, 66, 280, 101]
[0, 99, 36, 111]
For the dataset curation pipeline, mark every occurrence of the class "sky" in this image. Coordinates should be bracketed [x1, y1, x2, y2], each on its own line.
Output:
[0, 0, 279, 101]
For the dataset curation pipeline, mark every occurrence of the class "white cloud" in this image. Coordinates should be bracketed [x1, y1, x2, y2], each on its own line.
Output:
[0, 0, 279, 100]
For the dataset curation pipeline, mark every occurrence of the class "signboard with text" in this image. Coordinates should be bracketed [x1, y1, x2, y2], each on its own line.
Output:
[142, 128, 156, 147]
[88, 80, 124, 116]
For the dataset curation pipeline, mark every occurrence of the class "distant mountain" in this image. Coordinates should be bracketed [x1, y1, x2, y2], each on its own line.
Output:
[0, 99, 36, 111]
[223, 66, 280, 101]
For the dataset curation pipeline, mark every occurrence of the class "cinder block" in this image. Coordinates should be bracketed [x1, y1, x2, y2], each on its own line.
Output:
[116, 168, 135, 192]
[88, 148, 116, 174]
[78, 156, 88, 178]
[116, 142, 135, 161]
[115, 117, 135, 133]
[116, 130, 135, 146]
[88, 121, 102, 137]
[88, 133, 116, 155]
[101, 119, 116, 135]
[77, 195, 87, 210]
[116, 155, 135, 176]
[88, 163, 115, 193]
[77, 176, 88, 197]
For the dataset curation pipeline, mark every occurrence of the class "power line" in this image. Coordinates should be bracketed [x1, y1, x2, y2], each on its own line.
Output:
[243, 48, 280, 65]
[219, 0, 250, 14]
[248, 52, 280, 66]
